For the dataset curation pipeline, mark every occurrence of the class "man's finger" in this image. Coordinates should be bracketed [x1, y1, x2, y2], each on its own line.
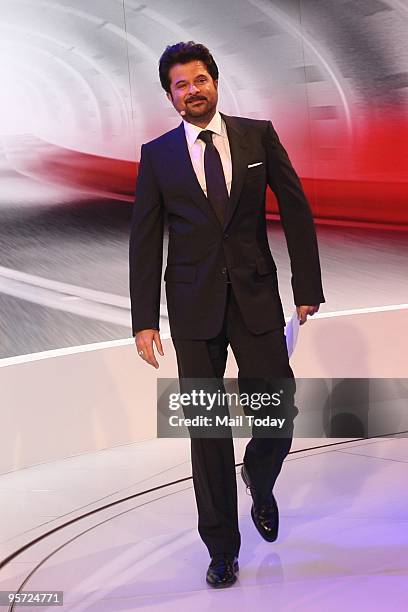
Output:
[145, 349, 159, 370]
[136, 338, 159, 368]
[297, 307, 307, 325]
[143, 342, 159, 368]
[135, 339, 146, 360]
[297, 304, 320, 324]
[154, 332, 164, 356]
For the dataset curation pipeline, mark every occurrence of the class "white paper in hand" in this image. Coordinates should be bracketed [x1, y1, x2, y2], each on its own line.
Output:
[284, 310, 300, 358]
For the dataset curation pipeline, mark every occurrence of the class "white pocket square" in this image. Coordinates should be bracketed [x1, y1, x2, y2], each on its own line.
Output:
[247, 162, 263, 168]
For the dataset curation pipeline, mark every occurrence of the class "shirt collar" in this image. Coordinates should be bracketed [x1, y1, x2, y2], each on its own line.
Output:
[183, 110, 224, 148]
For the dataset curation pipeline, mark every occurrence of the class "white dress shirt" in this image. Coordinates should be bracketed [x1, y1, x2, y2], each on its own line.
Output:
[183, 110, 232, 196]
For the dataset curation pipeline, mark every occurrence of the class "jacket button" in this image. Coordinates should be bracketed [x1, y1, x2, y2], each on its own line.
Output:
[221, 267, 227, 274]
[223, 233, 229, 239]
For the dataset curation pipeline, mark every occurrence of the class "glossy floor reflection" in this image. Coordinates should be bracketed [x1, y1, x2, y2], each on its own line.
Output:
[0, 436, 407, 611]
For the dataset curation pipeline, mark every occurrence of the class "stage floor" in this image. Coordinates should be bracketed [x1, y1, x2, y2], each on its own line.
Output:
[1, 435, 407, 610]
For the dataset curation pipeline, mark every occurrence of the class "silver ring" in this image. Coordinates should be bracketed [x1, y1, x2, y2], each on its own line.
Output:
[138, 350, 144, 356]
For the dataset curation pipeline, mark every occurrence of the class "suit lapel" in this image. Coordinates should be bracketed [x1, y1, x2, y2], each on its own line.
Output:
[220, 112, 249, 229]
[166, 122, 220, 230]
[166, 112, 250, 230]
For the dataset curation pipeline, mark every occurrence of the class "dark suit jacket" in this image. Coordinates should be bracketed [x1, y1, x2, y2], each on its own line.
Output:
[129, 112, 325, 340]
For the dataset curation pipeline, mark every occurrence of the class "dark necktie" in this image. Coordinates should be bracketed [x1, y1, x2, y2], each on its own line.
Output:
[197, 129, 229, 226]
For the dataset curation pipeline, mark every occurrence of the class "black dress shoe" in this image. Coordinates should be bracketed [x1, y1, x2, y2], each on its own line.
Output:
[241, 464, 279, 542]
[206, 554, 239, 588]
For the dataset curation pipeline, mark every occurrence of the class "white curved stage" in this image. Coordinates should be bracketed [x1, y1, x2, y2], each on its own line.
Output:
[0, 307, 407, 610]
[0, 436, 407, 610]
[1, 305, 407, 473]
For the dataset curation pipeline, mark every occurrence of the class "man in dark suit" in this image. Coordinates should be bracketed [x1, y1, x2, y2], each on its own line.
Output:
[129, 41, 325, 588]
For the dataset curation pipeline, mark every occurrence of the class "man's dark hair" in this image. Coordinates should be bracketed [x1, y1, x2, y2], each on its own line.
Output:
[159, 41, 219, 93]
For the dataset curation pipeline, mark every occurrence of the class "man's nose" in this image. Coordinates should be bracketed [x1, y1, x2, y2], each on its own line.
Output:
[188, 84, 200, 94]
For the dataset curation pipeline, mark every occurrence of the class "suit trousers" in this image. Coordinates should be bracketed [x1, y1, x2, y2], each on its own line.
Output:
[171, 283, 298, 558]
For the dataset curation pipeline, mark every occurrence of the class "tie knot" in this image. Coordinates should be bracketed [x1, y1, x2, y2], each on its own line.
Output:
[197, 130, 213, 145]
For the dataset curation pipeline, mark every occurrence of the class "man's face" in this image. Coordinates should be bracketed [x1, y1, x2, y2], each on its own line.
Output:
[166, 60, 218, 122]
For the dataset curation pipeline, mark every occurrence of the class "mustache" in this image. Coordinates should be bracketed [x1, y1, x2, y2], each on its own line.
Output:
[186, 96, 207, 103]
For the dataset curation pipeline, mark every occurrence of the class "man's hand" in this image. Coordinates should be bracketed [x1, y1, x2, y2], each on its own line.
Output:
[134, 329, 164, 368]
[296, 304, 320, 325]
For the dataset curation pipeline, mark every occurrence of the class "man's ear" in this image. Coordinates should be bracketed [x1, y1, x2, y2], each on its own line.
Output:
[214, 79, 218, 90]
[166, 91, 173, 104]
